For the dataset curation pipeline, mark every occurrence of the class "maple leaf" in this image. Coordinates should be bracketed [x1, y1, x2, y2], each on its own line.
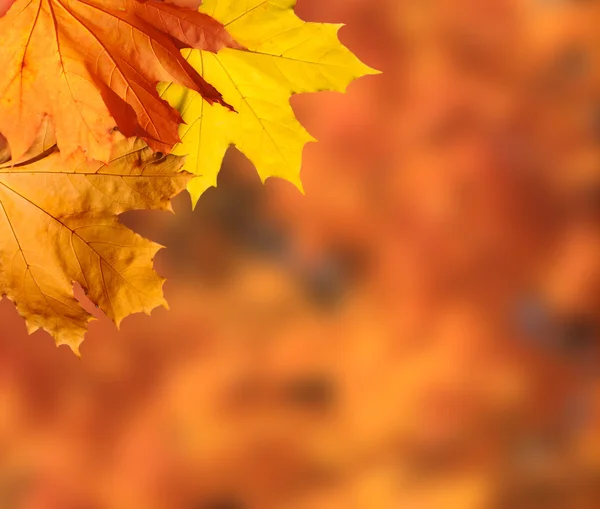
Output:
[0, 136, 191, 353]
[0, 0, 238, 162]
[160, 0, 380, 205]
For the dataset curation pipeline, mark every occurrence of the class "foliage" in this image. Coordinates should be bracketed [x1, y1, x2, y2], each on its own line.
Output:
[0, 0, 374, 350]
[0, 0, 599, 508]
[160, 0, 379, 204]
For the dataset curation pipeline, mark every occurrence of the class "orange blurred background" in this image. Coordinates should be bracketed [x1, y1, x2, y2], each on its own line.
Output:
[2, 0, 600, 507]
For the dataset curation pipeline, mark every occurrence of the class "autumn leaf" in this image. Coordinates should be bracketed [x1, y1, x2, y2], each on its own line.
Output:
[0, 0, 378, 350]
[0, 137, 191, 353]
[0, 0, 238, 162]
[132, 0, 244, 53]
[160, 0, 380, 205]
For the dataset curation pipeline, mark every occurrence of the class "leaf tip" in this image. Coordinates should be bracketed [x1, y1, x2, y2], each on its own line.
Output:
[56, 337, 85, 358]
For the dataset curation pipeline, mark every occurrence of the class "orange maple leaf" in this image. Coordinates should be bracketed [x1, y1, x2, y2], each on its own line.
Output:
[0, 131, 191, 352]
[0, 0, 238, 162]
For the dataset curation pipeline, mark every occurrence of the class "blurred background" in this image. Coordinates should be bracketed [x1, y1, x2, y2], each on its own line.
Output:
[2, 0, 600, 507]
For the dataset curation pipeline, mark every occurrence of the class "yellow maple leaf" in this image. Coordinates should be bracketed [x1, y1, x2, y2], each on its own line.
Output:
[0, 136, 191, 353]
[160, 0, 379, 205]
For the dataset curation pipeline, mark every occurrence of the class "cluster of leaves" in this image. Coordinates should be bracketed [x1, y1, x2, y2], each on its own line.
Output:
[0, 0, 377, 352]
[1, 0, 600, 508]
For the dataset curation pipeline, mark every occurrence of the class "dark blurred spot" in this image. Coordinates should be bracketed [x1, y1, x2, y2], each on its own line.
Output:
[282, 374, 335, 411]
[514, 297, 552, 341]
[208, 187, 258, 239]
[200, 172, 292, 260]
[335, 244, 369, 281]
[499, 435, 568, 508]
[301, 258, 346, 309]
[559, 389, 591, 435]
[296, 243, 368, 309]
[514, 299, 598, 361]
[244, 222, 290, 259]
[555, 46, 589, 80]
[555, 315, 596, 357]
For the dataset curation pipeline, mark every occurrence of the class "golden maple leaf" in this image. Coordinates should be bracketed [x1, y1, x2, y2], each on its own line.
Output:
[160, 0, 380, 205]
[0, 133, 190, 353]
[0, 0, 238, 162]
